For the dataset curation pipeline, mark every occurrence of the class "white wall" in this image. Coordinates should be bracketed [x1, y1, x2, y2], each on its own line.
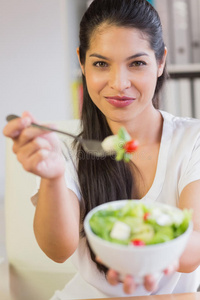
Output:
[0, 0, 74, 203]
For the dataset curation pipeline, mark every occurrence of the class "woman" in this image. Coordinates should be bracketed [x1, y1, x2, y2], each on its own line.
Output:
[3, 0, 200, 298]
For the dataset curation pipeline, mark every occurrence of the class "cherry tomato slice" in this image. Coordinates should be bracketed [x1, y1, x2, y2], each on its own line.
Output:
[124, 140, 139, 153]
[131, 239, 145, 246]
[143, 212, 151, 221]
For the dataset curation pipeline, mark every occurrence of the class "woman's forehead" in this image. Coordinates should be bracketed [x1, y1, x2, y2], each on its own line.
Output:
[88, 25, 152, 56]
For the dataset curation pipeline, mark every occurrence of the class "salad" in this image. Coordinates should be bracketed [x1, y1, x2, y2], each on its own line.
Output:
[89, 201, 192, 246]
[101, 127, 138, 162]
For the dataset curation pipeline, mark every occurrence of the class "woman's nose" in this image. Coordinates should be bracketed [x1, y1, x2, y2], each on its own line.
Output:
[108, 68, 131, 91]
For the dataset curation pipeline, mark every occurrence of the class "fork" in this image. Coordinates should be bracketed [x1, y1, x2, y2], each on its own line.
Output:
[6, 114, 114, 157]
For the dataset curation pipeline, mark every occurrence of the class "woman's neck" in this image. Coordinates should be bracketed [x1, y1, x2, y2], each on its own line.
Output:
[107, 107, 163, 146]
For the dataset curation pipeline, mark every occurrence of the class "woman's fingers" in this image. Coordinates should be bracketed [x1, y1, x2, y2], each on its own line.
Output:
[144, 274, 158, 292]
[144, 260, 179, 292]
[106, 270, 159, 294]
[16, 137, 52, 163]
[106, 269, 120, 286]
[106, 269, 137, 294]
[22, 111, 38, 123]
[22, 148, 50, 173]
[3, 111, 43, 142]
[3, 115, 32, 138]
[123, 275, 137, 294]
[96, 256, 178, 295]
[164, 260, 179, 275]
[95, 256, 103, 263]
[12, 127, 54, 154]
[20, 146, 65, 178]
[3, 111, 65, 178]
[97, 254, 141, 294]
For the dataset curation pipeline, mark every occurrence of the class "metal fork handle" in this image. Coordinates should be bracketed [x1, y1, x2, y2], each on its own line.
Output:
[6, 114, 79, 140]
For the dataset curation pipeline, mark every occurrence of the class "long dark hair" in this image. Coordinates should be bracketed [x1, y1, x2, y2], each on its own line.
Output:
[76, 0, 167, 274]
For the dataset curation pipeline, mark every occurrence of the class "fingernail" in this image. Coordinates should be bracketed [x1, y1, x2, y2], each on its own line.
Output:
[164, 265, 173, 275]
[11, 130, 20, 138]
[37, 160, 46, 171]
[22, 117, 31, 126]
[40, 149, 49, 157]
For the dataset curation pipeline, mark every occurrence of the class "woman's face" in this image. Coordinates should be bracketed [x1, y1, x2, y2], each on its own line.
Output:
[78, 25, 166, 127]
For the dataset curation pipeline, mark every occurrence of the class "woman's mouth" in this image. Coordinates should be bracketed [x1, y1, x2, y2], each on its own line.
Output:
[105, 96, 136, 108]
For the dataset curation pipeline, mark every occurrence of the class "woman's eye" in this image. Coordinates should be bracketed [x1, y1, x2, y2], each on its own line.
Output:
[93, 61, 108, 68]
[130, 61, 146, 67]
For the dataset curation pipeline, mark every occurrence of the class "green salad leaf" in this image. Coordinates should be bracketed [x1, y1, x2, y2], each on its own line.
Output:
[101, 127, 138, 162]
[114, 127, 133, 162]
[89, 201, 192, 246]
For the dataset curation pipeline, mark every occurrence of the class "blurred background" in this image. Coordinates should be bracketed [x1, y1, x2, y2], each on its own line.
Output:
[1, 0, 200, 207]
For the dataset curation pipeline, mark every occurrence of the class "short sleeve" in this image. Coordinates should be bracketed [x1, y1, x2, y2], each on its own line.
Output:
[178, 136, 200, 195]
[30, 175, 41, 206]
[30, 139, 81, 206]
[64, 154, 81, 201]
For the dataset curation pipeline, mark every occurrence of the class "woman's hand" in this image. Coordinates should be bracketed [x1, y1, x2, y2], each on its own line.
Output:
[96, 257, 179, 294]
[3, 111, 66, 179]
[106, 269, 158, 294]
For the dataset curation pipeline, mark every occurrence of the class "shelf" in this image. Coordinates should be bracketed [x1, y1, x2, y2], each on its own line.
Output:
[167, 64, 200, 79]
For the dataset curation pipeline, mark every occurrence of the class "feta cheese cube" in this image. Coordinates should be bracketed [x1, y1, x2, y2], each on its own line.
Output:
[101, 135, 117, 153]
[110, 221, 131, 240]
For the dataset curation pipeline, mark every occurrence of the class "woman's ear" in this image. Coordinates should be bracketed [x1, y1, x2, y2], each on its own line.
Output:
[157, 47, 167, 77]
[76, 47, 85, 75]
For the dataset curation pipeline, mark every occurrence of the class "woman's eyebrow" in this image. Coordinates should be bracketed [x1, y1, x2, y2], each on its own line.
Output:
[89, 53, 111, 60]
[89, 52, 149, 61]
[126, 52, 149, 60]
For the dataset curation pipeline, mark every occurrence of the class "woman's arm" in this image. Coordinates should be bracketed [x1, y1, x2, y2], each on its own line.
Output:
[178, 180, 200, 273]
[3, 111, 80, 262]
[34, 177, 80, 263]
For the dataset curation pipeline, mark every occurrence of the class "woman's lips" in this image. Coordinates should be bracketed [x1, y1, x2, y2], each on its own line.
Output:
[105, 96, 136, 108]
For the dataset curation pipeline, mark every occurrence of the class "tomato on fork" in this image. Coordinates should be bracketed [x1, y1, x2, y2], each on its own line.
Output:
[124, 140, 139, 153]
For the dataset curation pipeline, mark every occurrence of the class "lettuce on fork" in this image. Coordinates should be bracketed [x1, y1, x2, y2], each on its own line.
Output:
[101, 127, 139, 162]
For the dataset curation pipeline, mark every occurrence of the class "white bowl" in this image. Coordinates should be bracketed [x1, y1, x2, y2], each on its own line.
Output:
[84, 200, 192, 281]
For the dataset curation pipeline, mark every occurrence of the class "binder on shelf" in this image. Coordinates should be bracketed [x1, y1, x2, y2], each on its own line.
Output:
[193, 78, 200, 119]
[169, 0, 191, 64]
[178, 78, 192, 118]
[161, 79, 180, 117]
[155, 0, 173, 64]
[188, 0, 200, 63]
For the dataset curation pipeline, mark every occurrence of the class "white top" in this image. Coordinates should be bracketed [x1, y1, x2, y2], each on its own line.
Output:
[36, 111, 200, 299]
